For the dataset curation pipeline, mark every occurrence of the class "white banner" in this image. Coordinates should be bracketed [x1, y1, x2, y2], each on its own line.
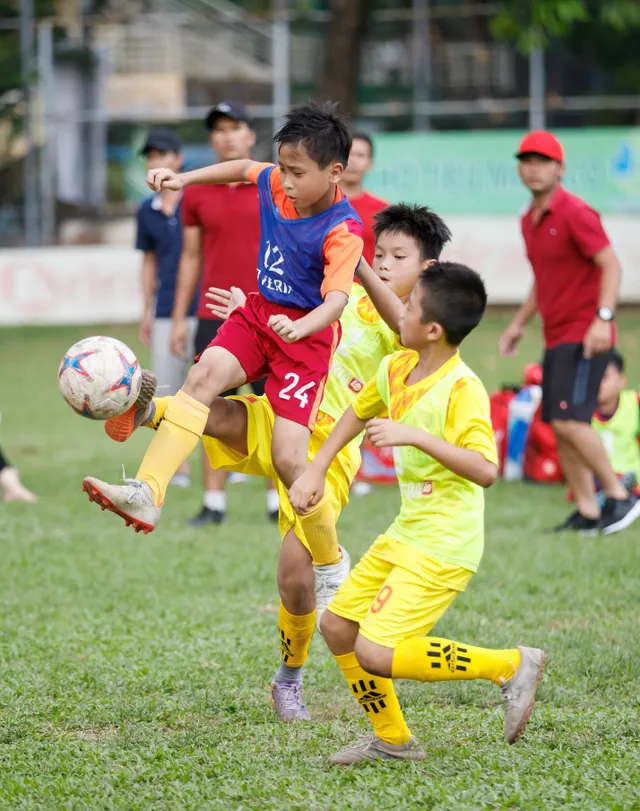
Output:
[1, 217, 638, 325]
[442, 216, 640, 304]
[0, 246, 140, 325]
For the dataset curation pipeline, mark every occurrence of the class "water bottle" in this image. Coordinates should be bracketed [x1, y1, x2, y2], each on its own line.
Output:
[504, 385, 542, 482]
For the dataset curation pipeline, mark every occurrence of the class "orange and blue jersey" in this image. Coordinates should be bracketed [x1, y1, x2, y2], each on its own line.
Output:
[247, 163, 364, 311]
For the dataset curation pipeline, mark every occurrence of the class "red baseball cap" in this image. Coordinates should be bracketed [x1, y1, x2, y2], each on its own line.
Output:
[516, 130, 564, 163]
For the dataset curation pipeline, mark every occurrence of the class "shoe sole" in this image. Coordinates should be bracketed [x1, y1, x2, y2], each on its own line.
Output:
[105, 371, 157, 443]
[269, 683, 311, 723]
[508, 651, 546, 745]
[602, 499, 640, 535]
[82, 478, 155, 534]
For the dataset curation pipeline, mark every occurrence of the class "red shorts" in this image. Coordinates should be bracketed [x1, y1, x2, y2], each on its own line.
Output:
[198, 293, 341, 429]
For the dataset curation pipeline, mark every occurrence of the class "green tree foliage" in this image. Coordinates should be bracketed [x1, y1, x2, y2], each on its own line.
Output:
[491, 0, 640, 52]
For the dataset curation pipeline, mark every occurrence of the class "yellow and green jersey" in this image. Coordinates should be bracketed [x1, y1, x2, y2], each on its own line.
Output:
[319, 283, 400, 426]
[592, 390, 640, 479]
[352, 350, 498, 572]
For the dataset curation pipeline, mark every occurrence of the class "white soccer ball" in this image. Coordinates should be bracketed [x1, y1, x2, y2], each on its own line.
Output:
[57, 336, 142, 420]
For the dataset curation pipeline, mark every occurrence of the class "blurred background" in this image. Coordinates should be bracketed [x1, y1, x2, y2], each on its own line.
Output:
[1, 0, 640, 324]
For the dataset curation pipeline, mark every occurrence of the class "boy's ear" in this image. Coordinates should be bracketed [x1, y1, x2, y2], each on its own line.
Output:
[426, 321, 444, 342]
[329, 161, 344, 184]
[421, 258, 437, 271]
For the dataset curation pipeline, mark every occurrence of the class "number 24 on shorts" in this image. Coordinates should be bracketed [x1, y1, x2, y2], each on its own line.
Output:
[278, 373, 316, 409]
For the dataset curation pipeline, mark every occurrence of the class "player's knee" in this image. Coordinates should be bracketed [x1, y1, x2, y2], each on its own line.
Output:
[272, 444, 307, 489]
[320, 609, 350, 648]
[204, 397, 234, 438]
[184, 358, 217, 402]
[354, 635, 392, 678]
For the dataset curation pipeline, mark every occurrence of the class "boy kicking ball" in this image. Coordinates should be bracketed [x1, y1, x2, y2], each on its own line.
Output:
[290, 262, 545, 764]
[82, 102, 363, 538]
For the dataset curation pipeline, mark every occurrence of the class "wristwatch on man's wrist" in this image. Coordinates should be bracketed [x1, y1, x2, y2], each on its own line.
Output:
[597, 306, 614, 322]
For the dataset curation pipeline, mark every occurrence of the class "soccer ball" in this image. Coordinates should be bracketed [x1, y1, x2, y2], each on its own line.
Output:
[57, 336, 142, 420]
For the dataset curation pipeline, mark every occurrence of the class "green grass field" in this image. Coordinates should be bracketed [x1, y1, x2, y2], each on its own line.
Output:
[1, 312, 639, 810]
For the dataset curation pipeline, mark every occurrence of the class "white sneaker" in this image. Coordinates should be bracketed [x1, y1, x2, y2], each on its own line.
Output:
[169, 473, 192, 489]
[228, 472, 248, 484]
[82, 476, 160, 533]
[500, 645, 546, 744]
[313, 545, 351, 632]
[329, 734, 426, 766]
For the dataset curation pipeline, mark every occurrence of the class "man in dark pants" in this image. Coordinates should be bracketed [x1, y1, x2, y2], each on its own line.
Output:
[499, 129, 640, 535]
[170, 101, 278, 525]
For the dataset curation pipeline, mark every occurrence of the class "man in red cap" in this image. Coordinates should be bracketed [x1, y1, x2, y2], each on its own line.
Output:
[499, 129, 640, 535]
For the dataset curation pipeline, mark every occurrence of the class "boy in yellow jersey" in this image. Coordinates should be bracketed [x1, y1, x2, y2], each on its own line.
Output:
[290, 262, 546, 764]
[104, 205, 453, 723]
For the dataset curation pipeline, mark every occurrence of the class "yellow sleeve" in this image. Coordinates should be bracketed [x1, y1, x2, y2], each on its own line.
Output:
[352, 375, 386, 421]
[444, 378, 498, 465]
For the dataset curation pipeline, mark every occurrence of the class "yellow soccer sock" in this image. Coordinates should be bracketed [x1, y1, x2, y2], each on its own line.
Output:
[278, 603, 316, 667]
[336, 651, 412, 745]
[136, 390, 209, 506]
[392, 636, 521, 686]
[299, 499, 341, 566]
[147, 396, 171, 430]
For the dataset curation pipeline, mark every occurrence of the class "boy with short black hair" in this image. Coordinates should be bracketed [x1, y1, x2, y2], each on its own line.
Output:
[592, 351, 640, 514]
[82, 102, 364, 536]
[290, 262, 545, 765]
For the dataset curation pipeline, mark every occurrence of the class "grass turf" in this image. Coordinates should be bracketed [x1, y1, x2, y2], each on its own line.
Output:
[0, 312, 639, 810]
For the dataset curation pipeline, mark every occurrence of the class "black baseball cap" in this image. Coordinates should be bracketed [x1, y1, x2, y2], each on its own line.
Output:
[139, 128, 182, 155]
[205, 100, 253, 131]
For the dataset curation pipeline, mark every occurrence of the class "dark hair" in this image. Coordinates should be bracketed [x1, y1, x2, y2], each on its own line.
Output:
[609, 350, 624, 372]
[373, 203, 452, 260]
[352, 131, 374, 157]
[418, 261, 487, 345]
[273, 102, 351, 168]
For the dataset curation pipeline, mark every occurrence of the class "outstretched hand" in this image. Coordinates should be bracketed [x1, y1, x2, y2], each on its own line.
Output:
[205, 286, 247, 320]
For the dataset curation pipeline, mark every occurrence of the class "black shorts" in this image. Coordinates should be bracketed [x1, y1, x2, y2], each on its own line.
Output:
[194, 319, 266, 398]
[541, 342, 612, 424]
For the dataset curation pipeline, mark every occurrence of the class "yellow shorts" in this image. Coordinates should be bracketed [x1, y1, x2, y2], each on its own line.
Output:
[329, 534, 473, 648]
[202, 396, 361, 552]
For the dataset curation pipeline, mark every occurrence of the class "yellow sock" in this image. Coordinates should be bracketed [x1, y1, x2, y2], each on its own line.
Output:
[336, 651, 411, 745]
[278, 603, 315, 667]
[136, 390, 209, 506]
[299, 499, 341, 566]
[392, 636, 521, 686]
[147, 396, 171, 430]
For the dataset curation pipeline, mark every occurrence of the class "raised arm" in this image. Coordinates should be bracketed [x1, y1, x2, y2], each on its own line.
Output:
[356, 257, 405, 334]
[148, 159, 264, 192]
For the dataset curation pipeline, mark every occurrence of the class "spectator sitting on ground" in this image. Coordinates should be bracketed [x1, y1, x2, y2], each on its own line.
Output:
[592, 351, 640, 494]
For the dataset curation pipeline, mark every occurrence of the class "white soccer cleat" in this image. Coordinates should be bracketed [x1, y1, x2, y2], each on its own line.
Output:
[313, 545, 351, 632]
[329, 734, 426, 766]
[500, 645, 546, 744]
[82, 476, 160, 534]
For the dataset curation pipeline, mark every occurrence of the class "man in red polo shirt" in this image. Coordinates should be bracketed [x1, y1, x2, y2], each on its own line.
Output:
[170, 101, 278, 526]
[499, 129, 640, 536]
[339, 131, 388, 264]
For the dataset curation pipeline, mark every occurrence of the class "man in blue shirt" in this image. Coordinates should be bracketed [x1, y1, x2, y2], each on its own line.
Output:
[136, 129, 197, 487]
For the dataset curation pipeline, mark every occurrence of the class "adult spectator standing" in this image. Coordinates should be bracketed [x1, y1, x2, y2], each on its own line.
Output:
[170, 101, 278, 526]
[500, 130, 640, 535]
[136, 129, 195, 489]
[339, 132, 387, 264]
